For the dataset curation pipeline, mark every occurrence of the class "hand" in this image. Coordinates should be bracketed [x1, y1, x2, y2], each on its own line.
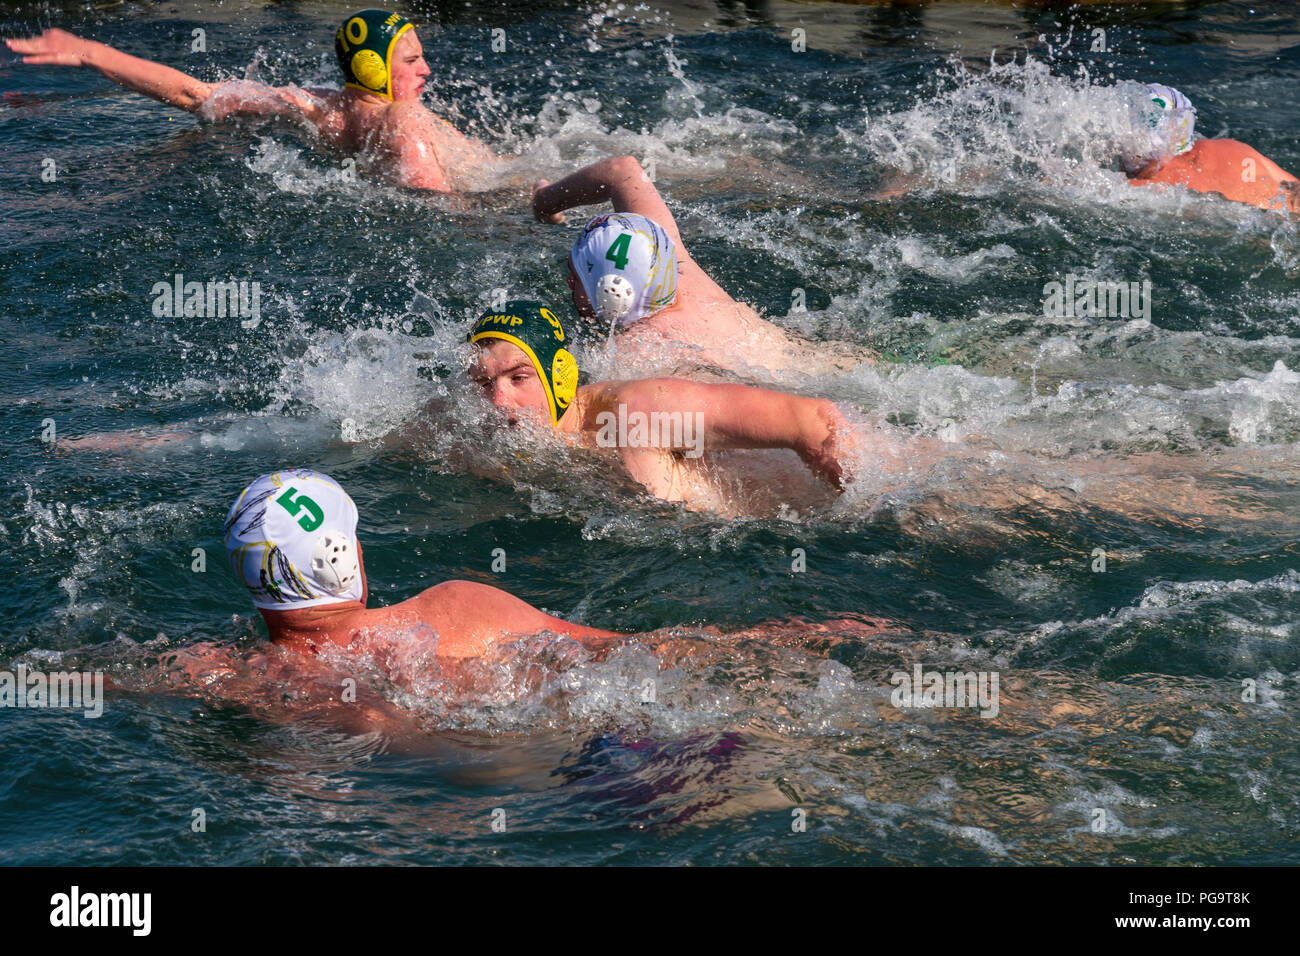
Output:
[5, 28, 90, 67]
[532, 180, 565, 224]
[800, 401, 857, 490]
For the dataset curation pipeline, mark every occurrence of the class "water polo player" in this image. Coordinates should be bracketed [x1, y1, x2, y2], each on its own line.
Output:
[1121, 83, 1299, 213]
[6, 9, 499, 190]
[225, 468, 622, 657]
[531, 156, 879, 376]
[466, 300, 859, 509]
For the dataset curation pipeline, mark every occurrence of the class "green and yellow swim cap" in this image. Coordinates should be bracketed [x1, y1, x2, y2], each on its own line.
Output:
[469, 301, 580, 426]
[335, 9, 414, 100]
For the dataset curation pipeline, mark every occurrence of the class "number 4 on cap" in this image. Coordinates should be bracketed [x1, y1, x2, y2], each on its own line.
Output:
[605, 233, 631, 270]
[276, 486, 324, 532]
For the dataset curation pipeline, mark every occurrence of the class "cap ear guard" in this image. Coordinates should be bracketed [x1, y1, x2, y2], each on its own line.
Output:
[350, 49, 389, 91]
[551, 348, 579, 413]
[596, 274, 636, 322]
[310, 529, 361, 596]
[595, 274, 635, 348]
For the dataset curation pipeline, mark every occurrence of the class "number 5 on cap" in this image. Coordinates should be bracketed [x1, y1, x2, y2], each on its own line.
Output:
[276, 486, 324, 532]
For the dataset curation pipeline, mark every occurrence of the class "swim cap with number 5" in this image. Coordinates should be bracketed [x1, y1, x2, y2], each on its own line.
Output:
[225, 469, 364, 609]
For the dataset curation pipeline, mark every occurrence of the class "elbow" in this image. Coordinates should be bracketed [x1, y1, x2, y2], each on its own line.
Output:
[176, 83, 213, 115]
[609, 154, 643, 179]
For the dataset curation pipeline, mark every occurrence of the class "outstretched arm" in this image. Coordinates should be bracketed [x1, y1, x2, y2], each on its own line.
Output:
[598, 379, 857, 489]
[6, 28, 216, 112]
[5, 28, 328, 126]
[532, 155, 686, 252]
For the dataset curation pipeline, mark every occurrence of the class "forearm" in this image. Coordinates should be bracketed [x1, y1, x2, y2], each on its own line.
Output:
[80, 37, 213, 112]
[534, 155, 641, 216]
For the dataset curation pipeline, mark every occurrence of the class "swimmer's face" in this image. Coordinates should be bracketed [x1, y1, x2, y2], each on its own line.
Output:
[469, 339, 551, 427]
[567, 258, 595, 320]
[390, 30, 430, 102]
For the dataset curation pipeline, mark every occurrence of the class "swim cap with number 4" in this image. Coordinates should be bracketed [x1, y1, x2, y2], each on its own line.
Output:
[570, 213, 678, 327]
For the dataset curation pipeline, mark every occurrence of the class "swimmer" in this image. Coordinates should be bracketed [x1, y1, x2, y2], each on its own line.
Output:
[225, 468, 623, 658]
[467, 300, 862, 510]
[530, 156, 878, 376]
[4, 9, 498, 191]
[1122, 83, 1299, 213]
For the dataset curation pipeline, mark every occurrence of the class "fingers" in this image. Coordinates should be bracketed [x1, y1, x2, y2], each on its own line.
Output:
[6, 29, 83, 66]
[6, 38, 79, 66]
[16, 54, 78, 66]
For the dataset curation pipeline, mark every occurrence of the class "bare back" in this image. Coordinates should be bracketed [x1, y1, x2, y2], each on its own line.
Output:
[263, 580, 620, 659]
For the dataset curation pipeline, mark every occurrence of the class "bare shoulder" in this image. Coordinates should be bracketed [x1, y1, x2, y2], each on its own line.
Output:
[574, 379, 643, 426]
[376, 98, 436, 135]
[415, 579, 535, 616]
[1194, 138, 1297, 182]
[416, 579, 485, 605]
[1189, 138, 1250, 160]
[372, 99, 446, 155]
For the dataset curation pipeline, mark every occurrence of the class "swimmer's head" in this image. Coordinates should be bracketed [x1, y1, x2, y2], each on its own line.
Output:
[335, 9, 428, 102]
[568, 213, 678, 329]
[224, 469, 367, 611]
[468, 301, 579, 427]
[1120, 82, 1197, 173]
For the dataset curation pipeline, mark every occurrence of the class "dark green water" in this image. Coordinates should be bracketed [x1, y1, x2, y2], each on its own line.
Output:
[1, 0, 1298, 864]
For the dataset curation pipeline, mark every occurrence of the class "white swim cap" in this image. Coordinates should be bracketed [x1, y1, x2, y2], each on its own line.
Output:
[224, 469, 364, 610]
[1121, 82, 1197, 172]
[570, 213, 678, 327]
